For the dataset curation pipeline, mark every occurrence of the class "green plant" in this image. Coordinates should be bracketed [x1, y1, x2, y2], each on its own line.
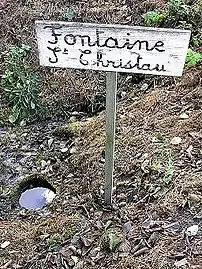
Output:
[142, 10, 166, 26]
[168, 0, 189, 19]
[186, 48, 202, 67]
[101, 220, 122, 252]
[63, 8, 74, 21]
[163, 157, 174, 185]
[1, 45, 41, 123]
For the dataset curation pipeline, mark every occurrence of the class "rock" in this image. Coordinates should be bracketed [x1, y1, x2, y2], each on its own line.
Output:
[69, 116, 77, 122]
[141, 159, 150, 173]
[71, 255, 79, 265]
[60, 147, 69, 153]
[90, 247, 100, 260]
[125, 75, 132, 82]
[179, 113, 189, 119]
[140, 83, 149, 92]
[48, 138, 54, 148]
[186, 225, 198, 236]
[119, 201, 126, 207]
[70, 147, 77, 154]
[123, 221, 132, 235]
[1, 241, 10, 249]
[121, 91, 127, 98]
[117, 193, 126, 200]
[186, 145, 193, 157]
[171, 137, 182, 145]
[174, 258, 188, 267]
[71, 111, 80, 117]
[189, 194, 202, 203]
[142, 217, 156, 229]
[20, 120, 27, 126]
[41, 160, 47, 169]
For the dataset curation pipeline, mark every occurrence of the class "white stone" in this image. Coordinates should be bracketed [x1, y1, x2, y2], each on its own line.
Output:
[186, 225, 198, 236]
[171, 137, 182, 145]
[179, 112, 189, 119]
[60, 147, 69, 153]
[1, 241, 10, 249]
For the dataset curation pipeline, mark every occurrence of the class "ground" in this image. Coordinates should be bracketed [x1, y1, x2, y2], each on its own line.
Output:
[0, 0, 202, 269]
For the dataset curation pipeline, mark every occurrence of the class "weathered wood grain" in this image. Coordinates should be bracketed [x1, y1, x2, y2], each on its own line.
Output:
[36, 21, 191, 76]
[104, 72, 117, 205]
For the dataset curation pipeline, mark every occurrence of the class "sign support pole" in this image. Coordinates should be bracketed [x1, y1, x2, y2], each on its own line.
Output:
[104, 71, 117, 205]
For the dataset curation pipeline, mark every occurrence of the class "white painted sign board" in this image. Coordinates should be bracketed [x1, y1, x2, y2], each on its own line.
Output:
[36, 21, 191, 76]
[36, 21, 191, 205]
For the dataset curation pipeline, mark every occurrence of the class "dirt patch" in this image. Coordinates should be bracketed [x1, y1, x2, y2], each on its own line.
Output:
[0, 67, 202, 268]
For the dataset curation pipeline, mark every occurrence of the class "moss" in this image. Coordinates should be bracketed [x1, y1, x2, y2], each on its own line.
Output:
[0, 107, 11, 125]
[13, 174, 56, 203]
[53, 121, 81, 138]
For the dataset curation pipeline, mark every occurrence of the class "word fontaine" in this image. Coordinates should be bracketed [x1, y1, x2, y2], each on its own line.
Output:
[45, 25, 167, 72]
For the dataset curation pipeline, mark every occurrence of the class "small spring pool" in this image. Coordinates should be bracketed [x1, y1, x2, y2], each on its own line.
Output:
[19, 187, 56, 210]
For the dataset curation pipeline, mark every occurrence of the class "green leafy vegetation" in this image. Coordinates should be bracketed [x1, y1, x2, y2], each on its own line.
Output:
[142, 0, 202, 70]
[63, 8, 74, 20]
[101, 220, 122, 252]
[142, 10, 166, 26]
[1, 45, 41, 123]
[149, 148, 174, 187]
[186, 48, 202, 67]
[168, 0, 189, 21]
[142, 0, 189, 27]
[142, 0, 202, 46]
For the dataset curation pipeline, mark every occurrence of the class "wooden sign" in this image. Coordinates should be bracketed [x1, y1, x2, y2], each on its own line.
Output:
[36, 21, 191, 205]
[36, 21, 191, 76]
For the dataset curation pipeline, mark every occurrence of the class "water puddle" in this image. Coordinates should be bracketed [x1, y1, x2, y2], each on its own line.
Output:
[19, 187, 56, 210]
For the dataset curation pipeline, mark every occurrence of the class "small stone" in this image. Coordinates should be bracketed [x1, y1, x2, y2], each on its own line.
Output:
[140, 83, 149, 92]
[39, 234, 50, 240]
[60, 147, 69, 153]
[20, 120, 27, 126]
[123, 221, 132, 235]
[48, 138, 54, 148]
[71, 255, 79, 265]
[174, 258, 188, 267]
[186, 145, 193, 157]
[186, 225, 198, 236]
[171, 137, 182, 145]
[119, 202, 126, 207]
[71, 111, 80, 116]
[67, 257, 75, 267]
[121, 91, 127, 98]
[69, 116, 77, 122]
[70, 147, 77, 154]
[125, 75, 132, 82]
[1, 241, 10, 249]
[179, 113, 189, 119]
[41, 160, 47, 169]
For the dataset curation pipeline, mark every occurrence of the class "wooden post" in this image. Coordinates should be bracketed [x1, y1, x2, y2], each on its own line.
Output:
[104, 71, 117, 205]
